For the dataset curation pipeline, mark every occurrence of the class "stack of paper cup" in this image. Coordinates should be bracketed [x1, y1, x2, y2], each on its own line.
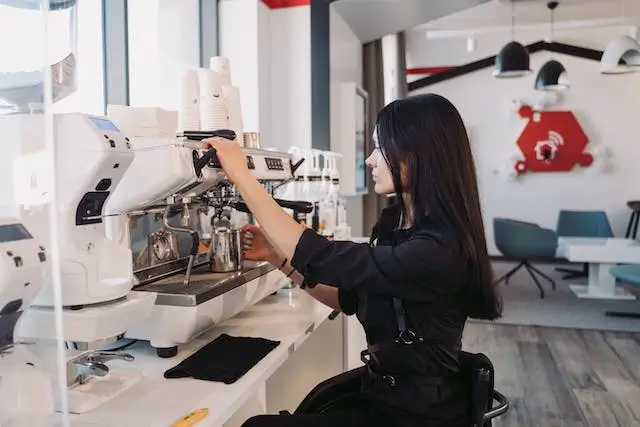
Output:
[197, 68, 228, 131]
[222, 85, 244, 146]
[179, 69, 200, 132]
[209, 56, 231, 86]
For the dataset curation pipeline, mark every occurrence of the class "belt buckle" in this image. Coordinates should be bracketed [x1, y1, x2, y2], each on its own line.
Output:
[382, 375, 397, 387]
[397, 329, 417, 345]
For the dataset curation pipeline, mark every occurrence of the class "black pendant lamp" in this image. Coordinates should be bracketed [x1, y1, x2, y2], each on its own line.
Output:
[494, 1, 531, 77]
[535, 2, 569, 91]
[535, 60, 569, 91]
[494, 41, 531, 77]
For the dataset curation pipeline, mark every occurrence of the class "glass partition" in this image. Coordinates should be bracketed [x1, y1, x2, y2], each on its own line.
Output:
[0, 0, 72, 425]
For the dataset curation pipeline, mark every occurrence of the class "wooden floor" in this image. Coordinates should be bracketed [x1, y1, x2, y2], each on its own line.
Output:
[462, 322, 640, 427]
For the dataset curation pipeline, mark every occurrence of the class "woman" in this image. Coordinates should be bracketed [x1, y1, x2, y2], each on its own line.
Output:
[203, 93, 502, 427]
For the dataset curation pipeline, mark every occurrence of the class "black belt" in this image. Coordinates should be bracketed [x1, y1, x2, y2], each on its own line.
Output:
[360, 298, 457, 388]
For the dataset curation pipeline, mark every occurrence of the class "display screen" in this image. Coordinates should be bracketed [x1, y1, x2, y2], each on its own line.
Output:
[90, 117, 120, 132]
[0, 224, 32, 243]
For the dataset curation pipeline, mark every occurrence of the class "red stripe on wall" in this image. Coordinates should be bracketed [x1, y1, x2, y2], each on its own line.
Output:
[406, 66, 456, 75]
[261, 0, 309, 8]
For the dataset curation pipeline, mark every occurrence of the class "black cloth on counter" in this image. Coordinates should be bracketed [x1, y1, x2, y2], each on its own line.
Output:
[164, 333, 280, 384]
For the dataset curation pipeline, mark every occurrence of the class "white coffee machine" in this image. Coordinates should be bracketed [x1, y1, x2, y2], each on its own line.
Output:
[0, 217, 55, 427]
[0, 113, 156, 414]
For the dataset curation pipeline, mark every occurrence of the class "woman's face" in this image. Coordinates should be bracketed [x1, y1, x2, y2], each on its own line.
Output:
[365, 130, 394, 195]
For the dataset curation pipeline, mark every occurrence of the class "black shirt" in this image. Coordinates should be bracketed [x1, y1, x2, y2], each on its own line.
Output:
[290, 204, 470, 427]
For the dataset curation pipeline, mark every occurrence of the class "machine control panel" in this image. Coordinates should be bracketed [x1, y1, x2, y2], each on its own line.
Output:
[264, 157, 284, 171]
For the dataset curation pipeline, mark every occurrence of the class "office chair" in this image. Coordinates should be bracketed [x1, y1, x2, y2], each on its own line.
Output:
[493, 218, 558, 299]
[291, 351, 510, 427]
[605, 264, 640, 319]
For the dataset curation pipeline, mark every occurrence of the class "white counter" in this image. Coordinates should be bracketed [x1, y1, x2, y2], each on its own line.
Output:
[68, 289, 335, 427]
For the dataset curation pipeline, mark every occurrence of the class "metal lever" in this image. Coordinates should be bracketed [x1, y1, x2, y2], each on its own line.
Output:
[73, 361, 109, 377]
[84, 351, 135, 363]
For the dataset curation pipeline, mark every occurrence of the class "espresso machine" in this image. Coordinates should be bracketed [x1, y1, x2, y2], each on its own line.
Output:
[121, 130, 311, 358]
[0, 218, 55, 427]
[0, 113, 156, 414]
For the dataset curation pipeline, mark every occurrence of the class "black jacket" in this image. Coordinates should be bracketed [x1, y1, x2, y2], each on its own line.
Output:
[291, 205, 471, 427]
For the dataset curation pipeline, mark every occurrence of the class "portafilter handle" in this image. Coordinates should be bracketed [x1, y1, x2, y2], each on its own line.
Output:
[193, 129, 237, 176]
[234, 199, 313, 215]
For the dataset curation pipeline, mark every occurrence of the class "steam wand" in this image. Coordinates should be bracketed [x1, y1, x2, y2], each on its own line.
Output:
[162, 200, 199, 286]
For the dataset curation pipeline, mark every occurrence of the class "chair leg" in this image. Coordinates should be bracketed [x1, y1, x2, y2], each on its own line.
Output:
[524, 263, 545, 299]
[556, 263, 588, 280]
[528, 263, 556, 290]
[625, 212, 635, 238]
[494, 261, 524, 286]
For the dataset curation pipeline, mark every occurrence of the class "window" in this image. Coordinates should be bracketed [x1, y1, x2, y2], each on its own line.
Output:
[127, 0, 200, 110]
[0, 0, 105, 115]
[53, 0, 105, 115]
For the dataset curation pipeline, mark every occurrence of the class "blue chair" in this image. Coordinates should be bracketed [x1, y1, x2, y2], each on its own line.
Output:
[494, 218, 558, 299]
[605, 265, 640, 318]
[555, 210, 614, 280]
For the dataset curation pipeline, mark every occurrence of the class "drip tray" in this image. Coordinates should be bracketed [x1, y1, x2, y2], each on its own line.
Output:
[134, 261, 275, 307]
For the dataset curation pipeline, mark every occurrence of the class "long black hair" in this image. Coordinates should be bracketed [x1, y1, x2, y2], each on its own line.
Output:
[375, 93, 502, 320]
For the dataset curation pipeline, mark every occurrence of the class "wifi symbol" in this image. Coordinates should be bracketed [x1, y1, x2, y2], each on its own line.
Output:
[548, 130, 564, 147]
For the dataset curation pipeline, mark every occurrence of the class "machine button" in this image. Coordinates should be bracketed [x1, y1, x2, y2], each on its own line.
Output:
[6, 251, 12, 256]
[109, 140, 116, 148]
[13, 256, 23, 267]
[95, 178, 112, 191]
[38, 252, 46, 262]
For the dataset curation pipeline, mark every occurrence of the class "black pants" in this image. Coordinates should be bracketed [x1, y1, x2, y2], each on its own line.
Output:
[241, 400, 389, 427]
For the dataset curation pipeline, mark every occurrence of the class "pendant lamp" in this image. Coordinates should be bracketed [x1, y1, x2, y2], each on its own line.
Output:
[494, 1, 530, 78]
[601, 35, 640, 74]
[494, 41, 531, 77]
[535, 60, 569, 91]
[535, 2, 569, 91]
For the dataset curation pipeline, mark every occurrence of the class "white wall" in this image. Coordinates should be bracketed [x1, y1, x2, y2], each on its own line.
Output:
[269, 6, 312, 153]
[406, 26, 640, 255]
[330, 6, 364, 238]
[128, 0, 200, 110]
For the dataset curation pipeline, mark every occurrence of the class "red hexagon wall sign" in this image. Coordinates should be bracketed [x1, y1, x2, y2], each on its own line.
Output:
[514, 105, 593, 175]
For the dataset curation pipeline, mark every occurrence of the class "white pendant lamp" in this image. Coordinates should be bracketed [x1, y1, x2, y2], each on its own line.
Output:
[601, 35, 640, 74]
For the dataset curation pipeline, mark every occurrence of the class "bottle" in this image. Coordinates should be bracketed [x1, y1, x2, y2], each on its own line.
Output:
[330, 153, 351, 240]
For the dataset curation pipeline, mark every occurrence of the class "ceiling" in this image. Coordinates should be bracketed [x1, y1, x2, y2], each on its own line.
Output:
[331, 0, 492, 43]
[416, 0, 640, 32]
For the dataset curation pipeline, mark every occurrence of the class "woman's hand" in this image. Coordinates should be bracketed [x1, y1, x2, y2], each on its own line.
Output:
[202, 137, 250, 183]
[242, 224, 283, 266]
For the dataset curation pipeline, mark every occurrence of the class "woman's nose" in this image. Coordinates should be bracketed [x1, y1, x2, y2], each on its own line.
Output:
[365, 154, 375, 168]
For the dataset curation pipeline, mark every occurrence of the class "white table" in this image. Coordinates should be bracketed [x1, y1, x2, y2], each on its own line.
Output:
[557, 237, 640, 300]
[66, 290, 337, 427]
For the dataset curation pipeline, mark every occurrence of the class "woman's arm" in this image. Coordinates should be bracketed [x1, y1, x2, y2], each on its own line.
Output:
[278, 260, 341, 311]
[203, 138, 464, 302]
